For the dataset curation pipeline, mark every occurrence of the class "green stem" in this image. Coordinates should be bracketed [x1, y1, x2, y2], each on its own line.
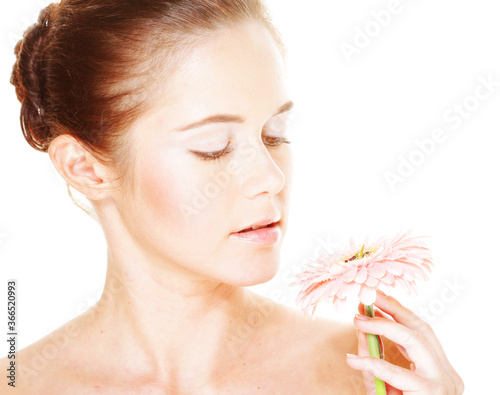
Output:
[364, 304, 387, 395]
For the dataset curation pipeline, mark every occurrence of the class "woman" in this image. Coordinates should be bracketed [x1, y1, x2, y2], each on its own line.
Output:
[4, 0, 463, 393]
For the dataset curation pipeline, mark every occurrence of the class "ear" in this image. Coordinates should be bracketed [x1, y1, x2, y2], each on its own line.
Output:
[48, 134, 119, 201]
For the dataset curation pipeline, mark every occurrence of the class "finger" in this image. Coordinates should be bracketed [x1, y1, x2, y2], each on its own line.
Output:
[375, 292, 464, 392]
[358, 302, 391, 320]
[356, 328, 370, 357]
[354, 314, 441, 377]
[346, 354, 428, 392]
[373, 291, 459, 378]
[350, 329, 378, 393]
[359, 302, 413, 364]
[374, 291, 443, 353]
[352, 329, 406, 394]
[357, 303, 385, 358]
[385, 383, 403, 395]
[373, 305, 393, 320]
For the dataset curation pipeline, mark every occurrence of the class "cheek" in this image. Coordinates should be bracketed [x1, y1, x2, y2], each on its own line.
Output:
[138, 152, 197, 228]
[275, 147, 293, 193]
[137, 150, 233, 234]
[281, 149, 293, 179]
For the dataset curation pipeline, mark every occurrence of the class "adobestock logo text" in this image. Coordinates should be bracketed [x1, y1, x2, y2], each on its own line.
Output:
[340, 0, 413, 64]
[384, 73, 499, 192]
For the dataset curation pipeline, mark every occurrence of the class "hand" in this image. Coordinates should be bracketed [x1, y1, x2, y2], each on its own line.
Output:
[345, 290, 464, 394]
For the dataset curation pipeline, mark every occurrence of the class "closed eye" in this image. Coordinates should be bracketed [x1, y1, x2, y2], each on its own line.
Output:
[263, 135, 291, 147]
[190, 141, 233, 162]
[191, 135, 291, 162]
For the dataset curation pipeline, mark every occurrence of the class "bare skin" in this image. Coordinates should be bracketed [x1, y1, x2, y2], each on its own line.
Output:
[2, 291, 382, 394]
[3, 20, 462, 394]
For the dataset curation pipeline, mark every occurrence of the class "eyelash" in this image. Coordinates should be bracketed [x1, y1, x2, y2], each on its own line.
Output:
[192, 136, 291, 162]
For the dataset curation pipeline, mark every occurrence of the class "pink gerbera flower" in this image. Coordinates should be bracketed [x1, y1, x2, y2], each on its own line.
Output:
[292, 230, 433, 319]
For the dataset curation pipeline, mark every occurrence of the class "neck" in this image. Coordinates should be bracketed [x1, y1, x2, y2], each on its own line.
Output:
[86, 202, 279, 391]
[91, 248, 269, 390]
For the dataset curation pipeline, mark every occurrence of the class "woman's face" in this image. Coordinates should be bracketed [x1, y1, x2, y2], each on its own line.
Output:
[114, 21, 293, 286]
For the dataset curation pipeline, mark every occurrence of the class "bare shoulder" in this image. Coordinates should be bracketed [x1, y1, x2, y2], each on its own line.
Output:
[255, 295, 366, 394]
[0, 338, 67, 393]
[0, 309, 101, 394]
[291, 310, 366, 393]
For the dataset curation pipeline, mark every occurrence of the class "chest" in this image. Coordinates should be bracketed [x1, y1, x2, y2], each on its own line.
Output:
[211, 346, 365, 395]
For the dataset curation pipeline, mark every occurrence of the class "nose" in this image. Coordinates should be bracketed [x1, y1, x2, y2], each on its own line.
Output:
[239, 136, 286, 199]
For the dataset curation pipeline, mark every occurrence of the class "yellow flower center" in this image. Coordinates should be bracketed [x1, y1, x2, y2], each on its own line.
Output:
[342, 244, 377, 263]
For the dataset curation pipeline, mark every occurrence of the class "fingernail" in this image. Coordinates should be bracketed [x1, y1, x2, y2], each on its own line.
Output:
[377, 289, 387, 296]
[346, 353, 359, 359]
[355, 314, 370, 321]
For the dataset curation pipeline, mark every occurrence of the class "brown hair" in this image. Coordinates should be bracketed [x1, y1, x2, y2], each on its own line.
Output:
[11, 0, 286, 185]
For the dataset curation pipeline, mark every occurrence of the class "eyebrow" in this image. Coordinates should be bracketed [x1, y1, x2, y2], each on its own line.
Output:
[173, 100, 294, 132]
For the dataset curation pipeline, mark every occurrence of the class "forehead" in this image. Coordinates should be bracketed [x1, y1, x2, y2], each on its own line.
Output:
[151, 21, 289, 127]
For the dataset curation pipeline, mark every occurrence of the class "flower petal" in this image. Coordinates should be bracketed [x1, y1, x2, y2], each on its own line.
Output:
[358, 286, 377, 305]
[327, 278, 344, 298]
[337, 282, 360, 299]
[354, 266, 368, 283]
[398, 261, 428, 281]
[365, 276, 379, 287]
[293, 231, 433, 315]
[342, 266, 358, 283]
[367, 263, 385, 278]
[384, 259, 403, 276]
[380, 272, 395, 285]
[332, 297, 347, 313]
[311, 272, 336, 283]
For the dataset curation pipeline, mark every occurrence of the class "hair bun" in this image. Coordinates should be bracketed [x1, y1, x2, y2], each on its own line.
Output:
[11, 3, 57, 152]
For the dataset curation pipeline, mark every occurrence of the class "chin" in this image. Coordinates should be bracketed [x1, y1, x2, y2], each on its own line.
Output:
[231, 256, 281, 287]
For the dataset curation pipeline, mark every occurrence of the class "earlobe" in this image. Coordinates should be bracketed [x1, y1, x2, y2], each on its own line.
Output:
[48, 134, 113, 200]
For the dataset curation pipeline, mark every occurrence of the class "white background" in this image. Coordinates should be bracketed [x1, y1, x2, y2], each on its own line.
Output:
[1, 0, 498, 393]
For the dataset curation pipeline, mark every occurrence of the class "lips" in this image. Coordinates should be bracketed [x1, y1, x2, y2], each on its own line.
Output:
[233, 216, 280, 234]
[229, 220, 281, 245]
[238, 223, 275, 233]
